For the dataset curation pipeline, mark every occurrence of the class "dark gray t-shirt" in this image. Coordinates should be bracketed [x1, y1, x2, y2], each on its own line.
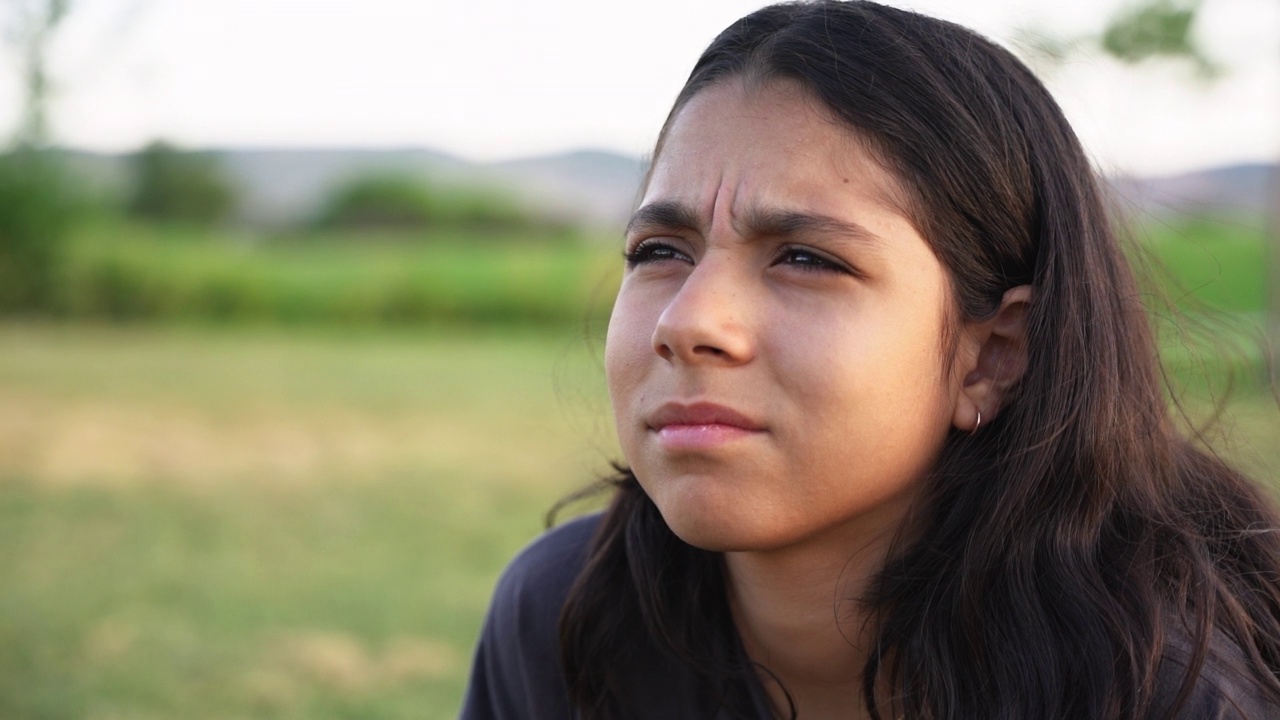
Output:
[460, 513, 1280, 719]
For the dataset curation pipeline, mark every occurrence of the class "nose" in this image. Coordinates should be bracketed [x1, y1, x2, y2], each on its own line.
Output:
[651, 255, 755, 366]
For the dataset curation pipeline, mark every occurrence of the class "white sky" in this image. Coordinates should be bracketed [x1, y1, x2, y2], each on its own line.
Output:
[1, 0, 1277, 177]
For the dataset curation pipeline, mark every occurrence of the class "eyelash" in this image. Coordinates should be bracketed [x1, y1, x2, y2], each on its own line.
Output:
[623, 240, 853, 276]
[623, 239, 689, 267]
[774, 245, 849, 274]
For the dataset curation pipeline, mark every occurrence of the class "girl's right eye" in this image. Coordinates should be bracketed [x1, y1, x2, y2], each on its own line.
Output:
[623, 240, 691, 268]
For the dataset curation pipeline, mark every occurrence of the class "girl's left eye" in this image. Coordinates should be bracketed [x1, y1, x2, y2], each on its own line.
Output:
[775, 246, 849, 274]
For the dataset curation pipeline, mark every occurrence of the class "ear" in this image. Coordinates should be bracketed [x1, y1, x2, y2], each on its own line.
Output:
[953, 285, 1032, 432]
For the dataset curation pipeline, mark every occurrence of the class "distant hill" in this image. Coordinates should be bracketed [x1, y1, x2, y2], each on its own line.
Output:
[1108, 163, 1274, 219]
[222, 148, 474, 226]
[60, 148, 1273, 230]
[493, 150, 647, 229]
[63, 146, 645, 230]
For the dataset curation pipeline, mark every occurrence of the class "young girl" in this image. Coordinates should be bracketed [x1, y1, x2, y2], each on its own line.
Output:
[461, 2, 1280, 718]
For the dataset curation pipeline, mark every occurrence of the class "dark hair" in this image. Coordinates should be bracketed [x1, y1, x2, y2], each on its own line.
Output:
[558, 2, 1280, 718]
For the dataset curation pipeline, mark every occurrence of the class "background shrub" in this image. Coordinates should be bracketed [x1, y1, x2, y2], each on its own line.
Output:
[128, 141, 237, 225]
[314, 173, 536, 231]
[0, 149, 77, 313]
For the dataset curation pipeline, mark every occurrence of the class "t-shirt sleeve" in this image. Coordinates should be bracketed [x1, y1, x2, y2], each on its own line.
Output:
[459, 514, 600, 720]
[1162, 670, 1280, 720]
[1153, 631, 1280, 720]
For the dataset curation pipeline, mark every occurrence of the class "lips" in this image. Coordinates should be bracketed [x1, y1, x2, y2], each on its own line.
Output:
[646, 402, 765, 451]
[647, 402, 764, 431]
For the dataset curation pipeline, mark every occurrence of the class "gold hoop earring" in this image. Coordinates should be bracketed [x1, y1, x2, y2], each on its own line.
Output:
[974, 408, 982, 433]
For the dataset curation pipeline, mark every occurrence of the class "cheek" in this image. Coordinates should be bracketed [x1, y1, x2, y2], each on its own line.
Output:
[604, 285, 654, 409]
[770, 293, 954, 429]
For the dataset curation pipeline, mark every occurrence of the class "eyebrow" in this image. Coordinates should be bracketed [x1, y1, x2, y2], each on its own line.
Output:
[625, 200, 701, 237]
[625, 199, 886, 249]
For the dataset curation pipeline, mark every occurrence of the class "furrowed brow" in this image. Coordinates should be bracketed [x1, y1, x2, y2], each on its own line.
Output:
[741, 208, 886, 249]
[626, 200, 701, 237]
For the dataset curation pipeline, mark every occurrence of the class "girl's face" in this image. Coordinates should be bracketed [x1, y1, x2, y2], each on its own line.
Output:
[606, 80, 968, 554]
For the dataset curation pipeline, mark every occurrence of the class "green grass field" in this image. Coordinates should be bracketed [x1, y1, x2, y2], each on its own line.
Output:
[1131, 213, 1269, 314]
[0, 323, 619, 720]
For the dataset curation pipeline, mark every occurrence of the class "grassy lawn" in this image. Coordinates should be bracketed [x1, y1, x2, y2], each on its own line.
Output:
[1130, 212, 1269, 314]
[0, 323, 618, 720]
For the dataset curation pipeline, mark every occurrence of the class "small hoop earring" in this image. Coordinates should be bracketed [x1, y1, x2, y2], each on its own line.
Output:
[973, 409, 982, 433]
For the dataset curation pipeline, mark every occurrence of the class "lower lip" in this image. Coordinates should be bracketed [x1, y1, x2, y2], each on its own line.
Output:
[653, 424, 762, 450]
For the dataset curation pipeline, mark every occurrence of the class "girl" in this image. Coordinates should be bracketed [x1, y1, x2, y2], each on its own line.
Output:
[462, 2, 1280, 718]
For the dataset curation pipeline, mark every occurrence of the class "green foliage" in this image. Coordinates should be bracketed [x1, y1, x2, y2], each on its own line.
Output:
[53, 222, 616, 327]
[315, 173, 536, 231]
[0, 0, 86, 315]
[128, 141, 237, 225]
[1100, 0, 1216, 75]
[0, 149, 77, 312]
[317, 174, 436, 228]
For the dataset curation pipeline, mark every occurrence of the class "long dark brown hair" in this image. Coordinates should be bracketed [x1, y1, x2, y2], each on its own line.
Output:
[558, 2, 1280, 718]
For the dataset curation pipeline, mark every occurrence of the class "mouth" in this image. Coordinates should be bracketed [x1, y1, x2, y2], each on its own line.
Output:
[646, 401, 766, 450]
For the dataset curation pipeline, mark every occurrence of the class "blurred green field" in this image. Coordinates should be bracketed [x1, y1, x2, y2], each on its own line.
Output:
[0, 323, 618, 719]
[1132, 213, 1269, 314]
[1, 214, 1278, 719]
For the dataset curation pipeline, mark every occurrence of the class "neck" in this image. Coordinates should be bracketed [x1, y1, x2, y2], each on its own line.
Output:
[725, 509, 909, 719]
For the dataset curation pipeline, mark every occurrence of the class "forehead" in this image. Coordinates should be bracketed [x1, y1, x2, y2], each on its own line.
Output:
[644, 79, 911, 222]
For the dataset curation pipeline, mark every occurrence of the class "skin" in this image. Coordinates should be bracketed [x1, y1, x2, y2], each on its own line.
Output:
[608, 78, 967, 559]
[605, 79, 1028, 718]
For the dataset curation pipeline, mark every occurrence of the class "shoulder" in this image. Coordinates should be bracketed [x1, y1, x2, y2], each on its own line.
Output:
[490, 512, 601, 617]
[1153, 630, 1280, 720]
[459, 513, 602, 720]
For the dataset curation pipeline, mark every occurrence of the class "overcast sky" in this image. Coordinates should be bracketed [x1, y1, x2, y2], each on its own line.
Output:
[2, 0, 1277, 176]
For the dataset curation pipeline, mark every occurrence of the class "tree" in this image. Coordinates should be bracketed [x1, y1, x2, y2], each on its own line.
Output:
[314, 172, 536, 231]
[128, 140, 237, 225]
[1099, 0, 1215, 74]
[4, 0, 69, 147]
[0, 0, 74, 312]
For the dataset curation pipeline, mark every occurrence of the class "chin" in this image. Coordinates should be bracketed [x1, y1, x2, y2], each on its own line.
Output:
[636, 465, 798, 553]
[661, 516, 740, 553]
[650, 497, 789, 554]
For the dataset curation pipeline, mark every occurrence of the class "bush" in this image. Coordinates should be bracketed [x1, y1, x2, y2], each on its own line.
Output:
[0, 149, 77, 312]
[129, 141, 237, 224]
[53, 222, 616, 327]
[315, 173, 536, 231]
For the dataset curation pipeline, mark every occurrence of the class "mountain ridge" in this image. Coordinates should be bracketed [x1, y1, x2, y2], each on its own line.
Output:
[60, 147, 1274, 230]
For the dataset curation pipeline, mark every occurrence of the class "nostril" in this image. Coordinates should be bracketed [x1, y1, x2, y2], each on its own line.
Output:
[650, 287, 753, 365]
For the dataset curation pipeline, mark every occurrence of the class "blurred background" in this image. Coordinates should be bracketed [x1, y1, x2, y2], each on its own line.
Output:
[0, 0, 1277, 717]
